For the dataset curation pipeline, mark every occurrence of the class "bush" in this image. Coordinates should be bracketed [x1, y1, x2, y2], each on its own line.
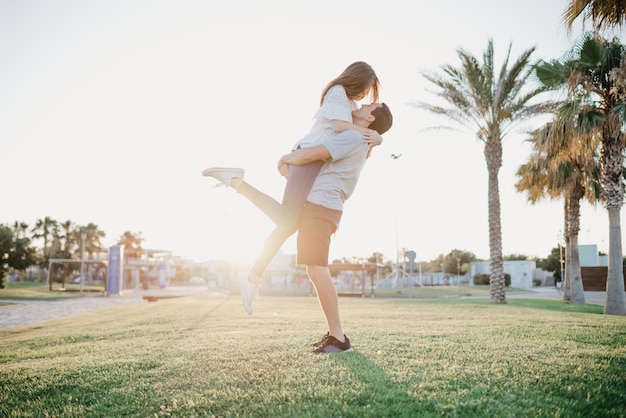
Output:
[473, 273, 490, 285]
[0, 271, 6, 289]
[473, 273, 511, 287]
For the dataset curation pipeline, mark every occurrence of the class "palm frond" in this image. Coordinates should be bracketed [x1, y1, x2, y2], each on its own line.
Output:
[536, 60, 568, 88]
[562, 0, 626, 32]
[612, 103, 626, 121]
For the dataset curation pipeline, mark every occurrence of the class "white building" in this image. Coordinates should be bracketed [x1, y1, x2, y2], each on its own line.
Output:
[579, 244, 608, 267]
[470, 260, 543, 289]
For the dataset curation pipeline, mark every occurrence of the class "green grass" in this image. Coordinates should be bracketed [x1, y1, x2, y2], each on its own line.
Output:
[261, 284, 529, 298]
[0, 281, 92, 301]
[1, 295, 624, 417]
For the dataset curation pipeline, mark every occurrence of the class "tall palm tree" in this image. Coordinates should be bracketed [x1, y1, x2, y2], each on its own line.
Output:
[516, 123, 600, 304]
[536, 34, 626, 315]
[419, 39, 552, 304]
[563, 0, 626, 33]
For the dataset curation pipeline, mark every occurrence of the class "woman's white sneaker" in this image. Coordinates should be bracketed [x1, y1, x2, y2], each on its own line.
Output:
[239, 275, 258, 315]
[201, 167, 244, 187]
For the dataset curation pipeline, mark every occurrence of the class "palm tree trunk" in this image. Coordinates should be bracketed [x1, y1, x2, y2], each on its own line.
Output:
[568, 187, 586, 304]
[485, 141, 506, 304]
[601, 117, 626, 315]
[563, 200, 571, 301]
[605, 207, 626, 314]
[568, 234, 586, 304]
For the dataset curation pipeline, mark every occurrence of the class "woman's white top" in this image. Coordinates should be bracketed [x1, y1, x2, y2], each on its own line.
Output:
[292, 85, 357, 150]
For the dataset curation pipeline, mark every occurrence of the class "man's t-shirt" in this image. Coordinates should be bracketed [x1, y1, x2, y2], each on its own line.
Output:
[306, 130, 367, 211]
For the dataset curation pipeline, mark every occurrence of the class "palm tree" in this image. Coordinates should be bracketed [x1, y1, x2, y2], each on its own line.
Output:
[11, 221, 29, 239]
[563, 0, 626, 34]
[31, 216, 59, 265]
[516, 123, 600, 304]
[117, 231, 143, 286]
[4, 222, 37, 278]
[117, 231, 143, 261]
[78, 223, 106, 259]
[536, 34, 626, 315]
[419, 39, 552, 304]
[58, 220, 77, 259]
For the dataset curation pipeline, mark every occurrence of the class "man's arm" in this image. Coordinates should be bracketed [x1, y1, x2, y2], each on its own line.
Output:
[277, 145, 331, 177]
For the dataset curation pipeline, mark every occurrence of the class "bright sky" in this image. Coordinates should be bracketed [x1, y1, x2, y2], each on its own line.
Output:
[0, 0, 612, 265]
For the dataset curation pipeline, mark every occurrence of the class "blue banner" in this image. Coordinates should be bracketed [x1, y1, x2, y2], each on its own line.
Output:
[107, 246, 124, 295]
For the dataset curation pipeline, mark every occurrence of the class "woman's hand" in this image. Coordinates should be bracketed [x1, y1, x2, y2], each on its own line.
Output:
[362, 129, 383, 147]
[277, 155, 289, 178]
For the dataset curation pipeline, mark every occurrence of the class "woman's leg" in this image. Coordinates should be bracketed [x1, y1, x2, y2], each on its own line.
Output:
[279, 161, 323, 227]
[234, 180, 284, 225]
[247, 161, 323, 282]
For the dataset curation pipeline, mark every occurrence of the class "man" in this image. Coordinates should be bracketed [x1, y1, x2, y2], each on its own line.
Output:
[204, 102, 393, 354]
[276, 102, 392, 353]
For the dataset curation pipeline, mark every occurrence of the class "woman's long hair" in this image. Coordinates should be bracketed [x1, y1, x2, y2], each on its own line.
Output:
[320, 61, 380, 105]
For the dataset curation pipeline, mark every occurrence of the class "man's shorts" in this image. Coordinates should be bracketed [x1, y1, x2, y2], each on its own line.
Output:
[296, 201, 343, 266]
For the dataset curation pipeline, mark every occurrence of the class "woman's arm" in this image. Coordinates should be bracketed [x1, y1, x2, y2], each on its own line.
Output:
[331, 119, 367, 134]
[331, 120, 383, 147]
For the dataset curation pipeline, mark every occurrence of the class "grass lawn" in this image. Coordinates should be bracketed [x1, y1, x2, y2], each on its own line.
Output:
[0, 294, 624, 417]
[0, 281, 93, 302]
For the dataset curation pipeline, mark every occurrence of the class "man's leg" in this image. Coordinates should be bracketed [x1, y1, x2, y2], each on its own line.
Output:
[307, 265, 345, 343]
[296, 202, 352, 352]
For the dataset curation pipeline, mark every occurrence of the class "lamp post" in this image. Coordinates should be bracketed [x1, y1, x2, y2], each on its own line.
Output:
[558, 230, 565, 290]
[390, 153, 402, 289]
[80, 232, 86, 295]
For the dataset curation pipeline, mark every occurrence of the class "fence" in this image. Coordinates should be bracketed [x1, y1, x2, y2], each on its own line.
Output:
[581, 267, 626, 291]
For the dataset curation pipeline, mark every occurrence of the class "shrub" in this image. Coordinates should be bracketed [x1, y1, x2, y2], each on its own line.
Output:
[473, 273, 511, 287]
[473, 273, 489, 285]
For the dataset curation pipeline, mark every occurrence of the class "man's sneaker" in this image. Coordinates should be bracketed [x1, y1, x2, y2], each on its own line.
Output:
[201, 167, 244, 187]
[311, 335, 354, 354]
[311, 332, 349, 348]
[239, 275, 257, 315]
[311, 332, 330, 348]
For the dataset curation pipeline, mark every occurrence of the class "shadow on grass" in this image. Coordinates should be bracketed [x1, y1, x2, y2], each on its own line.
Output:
[329, 350, 436, 416]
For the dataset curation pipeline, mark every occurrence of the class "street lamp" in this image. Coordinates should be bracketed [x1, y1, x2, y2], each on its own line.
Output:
[390, 153, 401, 289]
[80, 232, 86, 295]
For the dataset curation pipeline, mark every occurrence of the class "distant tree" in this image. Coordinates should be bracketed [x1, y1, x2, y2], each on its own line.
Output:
[0, 223, 37, 285]
[441, 249, 477, 275]
[117, 231, 143, 260]
[78, 223, 106, 259]
[367, 252, 385, 264]
[58, 220, 77, 260]
[537, 247, 563, 281]
[0, 225, 11, 288]
[426, 254, 445, 273]
[31, 216, 59, 268]
[11, 221, 29, 240]
[503, 254, 529, 260]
